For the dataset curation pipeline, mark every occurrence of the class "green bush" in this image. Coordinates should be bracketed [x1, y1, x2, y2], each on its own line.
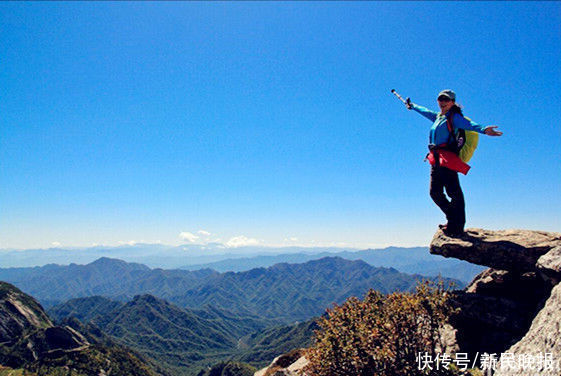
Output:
[306, 281, 458, 376]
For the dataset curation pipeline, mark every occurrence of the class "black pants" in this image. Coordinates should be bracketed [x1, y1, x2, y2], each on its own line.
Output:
[430, 165, 465, 231]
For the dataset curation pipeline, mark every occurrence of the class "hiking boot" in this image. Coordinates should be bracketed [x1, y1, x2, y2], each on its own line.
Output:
[442, 226, 465, 237]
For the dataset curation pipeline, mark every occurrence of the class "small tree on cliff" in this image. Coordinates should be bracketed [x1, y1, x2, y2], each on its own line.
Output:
[305, 281, 458, 376]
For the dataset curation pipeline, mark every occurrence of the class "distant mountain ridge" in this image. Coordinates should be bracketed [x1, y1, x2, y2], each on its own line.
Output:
[170, 257, 452, 321]
[2, 256, 463, 323]
[181, 247, 485, 283]
[0, 244, 484, 284]
[1, 244, 484, 287]
[0, 243, 358, 269]
[0, 257, 219, 305]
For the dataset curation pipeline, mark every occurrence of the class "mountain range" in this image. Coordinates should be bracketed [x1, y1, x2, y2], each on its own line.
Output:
[180, 246, 484, 283]
[0, 244, 484, 284]
[0, 278, 305, 375]
[0, 256, 462, 321]
[1, 253, 468, 375]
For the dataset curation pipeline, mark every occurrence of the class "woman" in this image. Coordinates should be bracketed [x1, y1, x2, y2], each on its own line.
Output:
[406, 89, 502, 236]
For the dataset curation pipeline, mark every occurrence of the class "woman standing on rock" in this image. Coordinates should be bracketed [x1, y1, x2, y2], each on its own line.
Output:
[404, 89, 502, 236]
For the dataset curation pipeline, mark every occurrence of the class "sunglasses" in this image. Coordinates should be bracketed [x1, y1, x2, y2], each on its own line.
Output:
[437, 96, 452, 102]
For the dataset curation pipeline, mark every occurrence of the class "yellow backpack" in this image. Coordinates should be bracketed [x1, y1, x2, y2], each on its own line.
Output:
[446, 115, 479, 163]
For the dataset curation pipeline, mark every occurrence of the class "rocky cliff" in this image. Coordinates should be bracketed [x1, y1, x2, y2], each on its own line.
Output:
[0, 281, 158, 375]
[0, 281, 53, 342]
[256, 228, 561, 376]
[431, 228, 561, 376]
[0, 281, 90, 366]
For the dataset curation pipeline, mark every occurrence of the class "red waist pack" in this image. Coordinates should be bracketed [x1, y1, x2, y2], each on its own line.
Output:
[427, 149, 471, 175]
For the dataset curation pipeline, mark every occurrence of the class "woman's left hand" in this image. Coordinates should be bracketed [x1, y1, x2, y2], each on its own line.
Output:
[484, 126, 503, 136]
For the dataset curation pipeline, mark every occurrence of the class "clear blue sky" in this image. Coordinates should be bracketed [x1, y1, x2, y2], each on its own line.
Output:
[1, 2, 560, 250]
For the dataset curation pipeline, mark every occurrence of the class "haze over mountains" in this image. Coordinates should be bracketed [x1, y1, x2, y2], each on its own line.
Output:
[0, 243, 485, 284]
[0, 243, 356, 268]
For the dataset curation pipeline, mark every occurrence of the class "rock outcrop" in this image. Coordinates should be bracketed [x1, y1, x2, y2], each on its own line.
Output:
[0, 281, 158, 375]
[0, 282, 53, 343]
[440, 266, 551, 354]
[430, 228, 561, 275]
[254, 349, 309, 376]
[0, 282, 89, 366]
[537, 245, 561, 281]
[494, 282, 561, 375]
[431, 228, 561, 374]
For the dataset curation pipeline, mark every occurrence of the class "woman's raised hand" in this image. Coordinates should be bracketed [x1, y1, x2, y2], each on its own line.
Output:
[405, 98, 413, 110]
[484, 126, 503, 136]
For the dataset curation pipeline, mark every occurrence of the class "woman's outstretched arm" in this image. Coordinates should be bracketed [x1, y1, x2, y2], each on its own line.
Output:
[453, 113, 503, 136]
[408, 102, 438, 122]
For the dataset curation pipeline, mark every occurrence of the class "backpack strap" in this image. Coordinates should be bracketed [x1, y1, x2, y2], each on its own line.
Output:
[445, 113, 459, 153]
[446, 114, 455, 140]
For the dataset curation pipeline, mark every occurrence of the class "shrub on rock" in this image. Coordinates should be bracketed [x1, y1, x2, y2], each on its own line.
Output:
[306, 281, 458, 376]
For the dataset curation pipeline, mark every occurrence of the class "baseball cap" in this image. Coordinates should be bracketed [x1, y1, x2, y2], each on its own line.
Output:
[438, 89, 456, 101]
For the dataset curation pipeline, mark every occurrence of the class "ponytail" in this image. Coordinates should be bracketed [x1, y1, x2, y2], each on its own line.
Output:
[449, 103, 464, 116]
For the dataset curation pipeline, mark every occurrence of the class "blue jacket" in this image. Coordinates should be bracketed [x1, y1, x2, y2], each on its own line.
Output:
[411, 103, 488, 146]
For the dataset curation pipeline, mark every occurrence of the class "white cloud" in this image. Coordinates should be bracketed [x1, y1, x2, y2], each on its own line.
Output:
[179, 230, 259, 248]
[180, 230, 217, 245]
[179, 232, 199, 243]
[51, 241, 61, 247]
[226, 235, 259, 248]
[283, 237, 299, 243]
[118, 240, 137, 246]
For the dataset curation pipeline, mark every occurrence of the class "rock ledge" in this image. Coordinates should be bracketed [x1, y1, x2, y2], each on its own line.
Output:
[430, 228, 561, 275]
